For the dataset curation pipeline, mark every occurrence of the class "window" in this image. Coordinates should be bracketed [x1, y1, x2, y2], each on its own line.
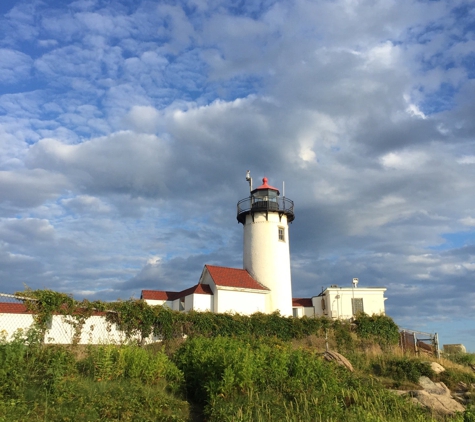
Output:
[351, 298, 364, 316]
[278, 226, 285, 242]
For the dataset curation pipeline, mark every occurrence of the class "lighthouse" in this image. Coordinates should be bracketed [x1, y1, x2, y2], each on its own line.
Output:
[237, 172, 295, 316]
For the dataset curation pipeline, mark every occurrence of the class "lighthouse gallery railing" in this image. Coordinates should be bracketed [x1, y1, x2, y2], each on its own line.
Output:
[237, 196, 295, 223]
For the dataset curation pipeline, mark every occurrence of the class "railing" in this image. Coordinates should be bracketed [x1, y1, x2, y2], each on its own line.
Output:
[237, 196, 295, 223]
[400, 328, 440, 359]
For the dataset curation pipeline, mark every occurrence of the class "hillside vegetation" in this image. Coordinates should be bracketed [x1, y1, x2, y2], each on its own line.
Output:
[0, 290, 474, 421]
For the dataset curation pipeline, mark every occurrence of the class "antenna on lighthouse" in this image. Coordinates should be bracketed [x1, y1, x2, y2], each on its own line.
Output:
[245, 170, 252, 192]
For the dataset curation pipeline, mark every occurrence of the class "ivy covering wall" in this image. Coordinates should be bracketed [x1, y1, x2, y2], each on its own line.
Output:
[16, 289, 400, 349]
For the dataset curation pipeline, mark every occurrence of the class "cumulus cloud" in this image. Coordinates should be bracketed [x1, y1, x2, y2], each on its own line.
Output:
[0, 0, 474, 350]
[26, 132, 172, 197]
[0, 169, 69, 210]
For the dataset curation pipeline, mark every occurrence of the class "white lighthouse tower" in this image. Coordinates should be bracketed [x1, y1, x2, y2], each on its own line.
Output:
[237, 172, 295, 316]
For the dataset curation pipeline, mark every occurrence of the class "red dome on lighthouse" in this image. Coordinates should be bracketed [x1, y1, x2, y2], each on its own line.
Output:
[252, 177, 280, 195]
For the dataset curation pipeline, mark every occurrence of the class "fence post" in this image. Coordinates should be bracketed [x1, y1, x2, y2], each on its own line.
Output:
[433, 333, 440, 359]
[413, 332, 418, 355]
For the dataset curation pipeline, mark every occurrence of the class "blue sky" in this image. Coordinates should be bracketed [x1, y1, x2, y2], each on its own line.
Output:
[1, 0, 474, 351]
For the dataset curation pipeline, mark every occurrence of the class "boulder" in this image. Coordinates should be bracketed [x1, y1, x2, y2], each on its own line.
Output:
[323, 350, 354, 372]
[429, 362, 445, 374]
[407, 376, 465, 416]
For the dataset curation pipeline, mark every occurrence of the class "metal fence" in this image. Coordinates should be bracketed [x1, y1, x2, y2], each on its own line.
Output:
[0, 293, 148, 345]
[400, 328, 440, 359]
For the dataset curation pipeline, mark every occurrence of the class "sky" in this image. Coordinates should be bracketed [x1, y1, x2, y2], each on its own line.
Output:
[0, 0, 474, 351]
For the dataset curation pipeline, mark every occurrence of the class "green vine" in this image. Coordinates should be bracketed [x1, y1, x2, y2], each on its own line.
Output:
[16, 289, 107, 344]
[14, 289, 400, 347]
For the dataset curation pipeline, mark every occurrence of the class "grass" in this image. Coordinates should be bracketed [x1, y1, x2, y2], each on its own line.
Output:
[1, 327, 474, 421]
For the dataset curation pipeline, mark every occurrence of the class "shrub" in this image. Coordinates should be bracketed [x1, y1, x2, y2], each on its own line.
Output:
[371, 356, 434, 384]
[354, 314, 400, 349]
[174, 337, 438, 421]
[445, 352, 475, 367]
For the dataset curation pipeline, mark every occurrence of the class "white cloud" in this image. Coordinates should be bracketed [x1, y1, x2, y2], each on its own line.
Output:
[460, 216, 475, 227]
[380, 150, 429, 170]
[0, 218, 55, 245]
[0, 169, 69, 209]
[363, 41, 400, 69]
[61, 195, 112, 214]
[0, 49, 32, 84]
[458, 156, 475, 165]
[123, 106, 161, 134]
[26, 131, 172, 197]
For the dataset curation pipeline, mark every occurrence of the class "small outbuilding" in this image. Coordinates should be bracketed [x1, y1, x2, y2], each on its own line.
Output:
[292, 284, 387, 319]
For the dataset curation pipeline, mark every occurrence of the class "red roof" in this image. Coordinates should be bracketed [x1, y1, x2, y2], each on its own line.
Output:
[205, 265, 269, 291]
[141, 283, 213, 302]
[0, 303, 30, 313]
[252, 177, 279, 194]
[178, 283, 213, 296]
[292, 298, 313, 307]
[141, 290, 177, 301]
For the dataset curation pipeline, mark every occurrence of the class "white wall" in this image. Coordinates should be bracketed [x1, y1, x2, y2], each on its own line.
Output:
[315, 288, 387, 319]
[243, 212, 292, 316]
[0, 313, 34, 339]
[215, 289, 267, 315]
[184, 293, 213, 312]
[46, 315, 129, 344]
[0, 313, 133, 344]
[144, 299, 166, 307]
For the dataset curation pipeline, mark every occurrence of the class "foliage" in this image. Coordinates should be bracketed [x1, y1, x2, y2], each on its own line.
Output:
[354, 313, 400, 348]
[0, 331, 188, 421]
[15, 289, 396, 347]
[17, 289, 107, 344]
[173, 336, 438, 422]
[438, 367, 475, 392]
[3, 325, 474, 421]
[8, 289, 448, 420]
[333, 319, 355, 352]
[445, 352, 475, 367]
[80, 343, 184, 392]
[371, 357, 434, 384]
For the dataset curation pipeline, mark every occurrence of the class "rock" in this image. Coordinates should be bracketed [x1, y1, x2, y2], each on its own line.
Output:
[323, 350, 354, 372]
[443, 344, 466, 354]
[418, 376, 450, 395]
[430, 362, 445, 374]
[404, 376, 466, 417]
[409, 390, 465, 416]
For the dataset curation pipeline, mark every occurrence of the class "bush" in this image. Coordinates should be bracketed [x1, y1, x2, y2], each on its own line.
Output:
[445, 352, 475, 367]
[0, 337, 189, 421]
[354, 314, 400, 349]
[371, 356, 434, 384]
[80, 343, 184, 391]
[173, 336, 437, 421]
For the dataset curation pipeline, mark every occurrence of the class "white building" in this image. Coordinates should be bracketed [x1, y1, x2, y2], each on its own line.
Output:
[142, 173, 388, 319]
[142, 265, 269, 314]
[292, 285, 387, 319]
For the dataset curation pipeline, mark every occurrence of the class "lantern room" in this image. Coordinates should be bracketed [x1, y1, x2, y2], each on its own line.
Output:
[237, 176, 294, 224]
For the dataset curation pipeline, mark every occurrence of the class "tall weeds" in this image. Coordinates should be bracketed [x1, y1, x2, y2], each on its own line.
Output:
[0, 329, 189, 421]
[173, 336, 440, 422]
